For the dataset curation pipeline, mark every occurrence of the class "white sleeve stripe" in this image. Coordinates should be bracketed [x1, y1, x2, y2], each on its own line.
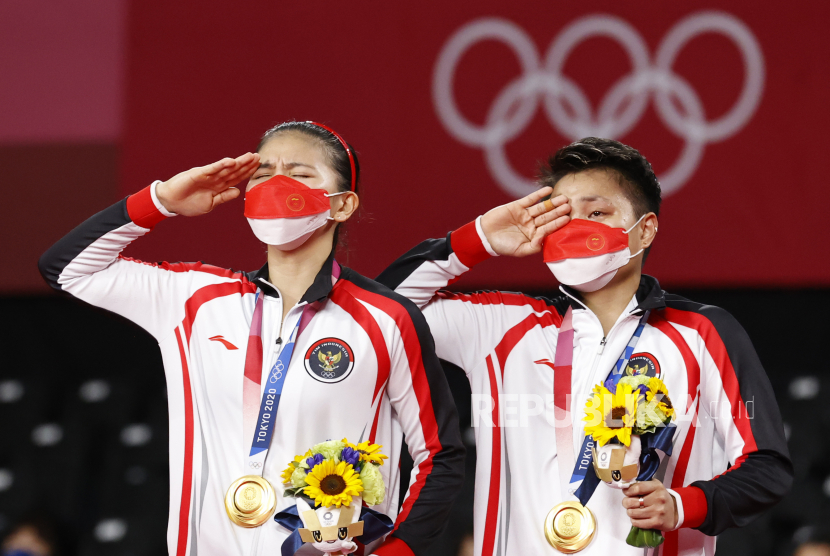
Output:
[151, 180, 178, 217]
[475, 215, 499, 257]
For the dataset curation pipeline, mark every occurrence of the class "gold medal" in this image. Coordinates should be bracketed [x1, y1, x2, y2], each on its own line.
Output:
[544, 501, 596, 553]
[225, 475, 277, 527]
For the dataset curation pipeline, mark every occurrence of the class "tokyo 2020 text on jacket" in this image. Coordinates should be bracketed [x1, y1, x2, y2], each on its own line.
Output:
[38, 183, 465, 556]
[375, 217, 792, 556]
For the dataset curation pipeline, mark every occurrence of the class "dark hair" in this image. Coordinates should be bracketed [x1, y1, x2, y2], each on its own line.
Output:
[256, 121, 361, 252]
[539, 137, 661, 218]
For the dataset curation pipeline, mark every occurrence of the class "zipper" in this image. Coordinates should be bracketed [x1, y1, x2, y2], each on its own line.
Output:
[588, 336, 606, 378]
[585, 311, 638, 382]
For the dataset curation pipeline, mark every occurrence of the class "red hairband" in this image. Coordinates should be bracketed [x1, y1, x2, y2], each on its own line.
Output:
[307, 121, 356, 192]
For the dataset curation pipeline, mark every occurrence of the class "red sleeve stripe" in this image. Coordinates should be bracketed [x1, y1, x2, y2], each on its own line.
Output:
[481, 355, 502, 556]
[126, 184, 168, 229]
[662, 398, 700, 555]
[118, 257, 252, 282]
[339, 280, 442, 529]
[670, 398, 699, 491]
[495, 312, 560, 375]
[662, 308, 758, 454]
[182, 282, 257, 344]
[329, 287, 391, 405]
[174, 328, 195, 556]
[450, 220, 492, 268]
[712, 453, 749, 479]
[650, 312, 700, 412]
[435, 289, 557, 316]
[674, 486, 708, 529]
[368, 394, 385, 444]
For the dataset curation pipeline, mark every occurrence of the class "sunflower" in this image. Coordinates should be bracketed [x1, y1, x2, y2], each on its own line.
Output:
[645, 377, 675, 420]
[303, 460, 364, 508]
[342, 438, 389, 466]
[583, 382, 640, 447]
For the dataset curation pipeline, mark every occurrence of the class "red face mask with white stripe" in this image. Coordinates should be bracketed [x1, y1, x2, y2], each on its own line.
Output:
[542, 215, 645, 292]
[244, 175, 345, 250]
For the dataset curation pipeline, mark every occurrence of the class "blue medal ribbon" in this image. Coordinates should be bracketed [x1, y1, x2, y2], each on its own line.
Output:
[247, 292, 305, 469]
[565, 309, 652, 505]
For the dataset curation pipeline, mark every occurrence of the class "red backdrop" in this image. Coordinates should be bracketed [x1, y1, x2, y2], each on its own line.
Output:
[8, 1, 830, 291]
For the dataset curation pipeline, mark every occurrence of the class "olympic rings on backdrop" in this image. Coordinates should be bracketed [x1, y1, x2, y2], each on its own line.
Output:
[432, 12, 765, 197]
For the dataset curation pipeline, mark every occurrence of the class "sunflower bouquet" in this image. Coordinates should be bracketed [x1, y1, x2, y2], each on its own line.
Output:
[277, 439, 391, 555]
[281, 438, 388, 508]
[582, 375, 676, 548]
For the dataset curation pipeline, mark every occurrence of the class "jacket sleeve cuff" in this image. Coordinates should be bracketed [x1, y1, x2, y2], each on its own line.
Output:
[126, 181, 176, 229]
[371, 536, 415, 556]
[449, 217, 497, 269]
[670, 486, 707, 529]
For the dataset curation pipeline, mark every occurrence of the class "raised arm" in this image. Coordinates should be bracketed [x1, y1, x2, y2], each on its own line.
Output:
[38, 154, 259, 340]
[376, 188, 571, 372]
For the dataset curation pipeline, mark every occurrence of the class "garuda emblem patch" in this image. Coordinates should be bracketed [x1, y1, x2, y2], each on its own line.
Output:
[304, 338, 355, 383]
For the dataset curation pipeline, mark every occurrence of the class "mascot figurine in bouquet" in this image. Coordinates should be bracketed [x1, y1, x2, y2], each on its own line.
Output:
[275, 439, 394, 556]
[581, 375, 676, 548]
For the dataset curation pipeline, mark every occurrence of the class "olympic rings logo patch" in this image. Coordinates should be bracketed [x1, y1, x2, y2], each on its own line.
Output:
[432, 12, 765, 198]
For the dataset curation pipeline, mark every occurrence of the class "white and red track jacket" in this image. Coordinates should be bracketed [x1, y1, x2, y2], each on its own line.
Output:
[375, 218, 792, 556]
[38, 184, 465, 556]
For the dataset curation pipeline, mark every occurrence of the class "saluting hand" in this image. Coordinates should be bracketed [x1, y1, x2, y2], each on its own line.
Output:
[155, 153, 261, 216]
[479, 186, 571, 257]
[622, 480, 679, 531]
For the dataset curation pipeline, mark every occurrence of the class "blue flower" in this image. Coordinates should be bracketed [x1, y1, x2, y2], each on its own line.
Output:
[341, 447, 361, 467]
[636, 384, 649, 397]
[604, 377, 617, 392]
[305, 453, 324, 471]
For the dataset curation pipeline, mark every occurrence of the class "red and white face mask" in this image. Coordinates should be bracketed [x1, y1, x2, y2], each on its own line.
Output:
[244, 175, 345, 250]
[542, 215, 645, 292]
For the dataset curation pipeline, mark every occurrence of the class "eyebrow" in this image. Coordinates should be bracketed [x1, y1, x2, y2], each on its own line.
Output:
[577, 195, 613, 204]
[256, 161, 316, 171]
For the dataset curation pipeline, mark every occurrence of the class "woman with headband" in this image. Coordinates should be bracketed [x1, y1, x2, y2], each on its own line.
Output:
[39, 121, 465, 556]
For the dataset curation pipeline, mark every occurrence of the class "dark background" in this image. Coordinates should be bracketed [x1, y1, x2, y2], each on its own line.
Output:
[1, 0, 828, 554]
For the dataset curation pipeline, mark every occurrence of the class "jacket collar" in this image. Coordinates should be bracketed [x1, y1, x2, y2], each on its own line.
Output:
[561, 274, 666, 315]
[249, 250, 338, 304]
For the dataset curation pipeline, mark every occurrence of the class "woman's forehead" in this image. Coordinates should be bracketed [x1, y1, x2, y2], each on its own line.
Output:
[258, 132, 327, 165]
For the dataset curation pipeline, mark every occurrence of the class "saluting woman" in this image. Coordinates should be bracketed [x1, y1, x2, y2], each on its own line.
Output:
[39, 121, 464, 556]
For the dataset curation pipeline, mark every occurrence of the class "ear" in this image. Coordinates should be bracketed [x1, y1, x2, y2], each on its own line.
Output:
[331, 191, 360, 223]
[638, 213, 658, 250]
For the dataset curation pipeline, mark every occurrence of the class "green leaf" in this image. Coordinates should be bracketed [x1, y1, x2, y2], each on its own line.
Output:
[283, 487, 303, 498]
[626, 526, 664, 548]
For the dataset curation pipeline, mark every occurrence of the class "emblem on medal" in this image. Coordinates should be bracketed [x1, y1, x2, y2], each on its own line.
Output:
[225, 475, 277, 527]
[544, 501, 596, 553]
